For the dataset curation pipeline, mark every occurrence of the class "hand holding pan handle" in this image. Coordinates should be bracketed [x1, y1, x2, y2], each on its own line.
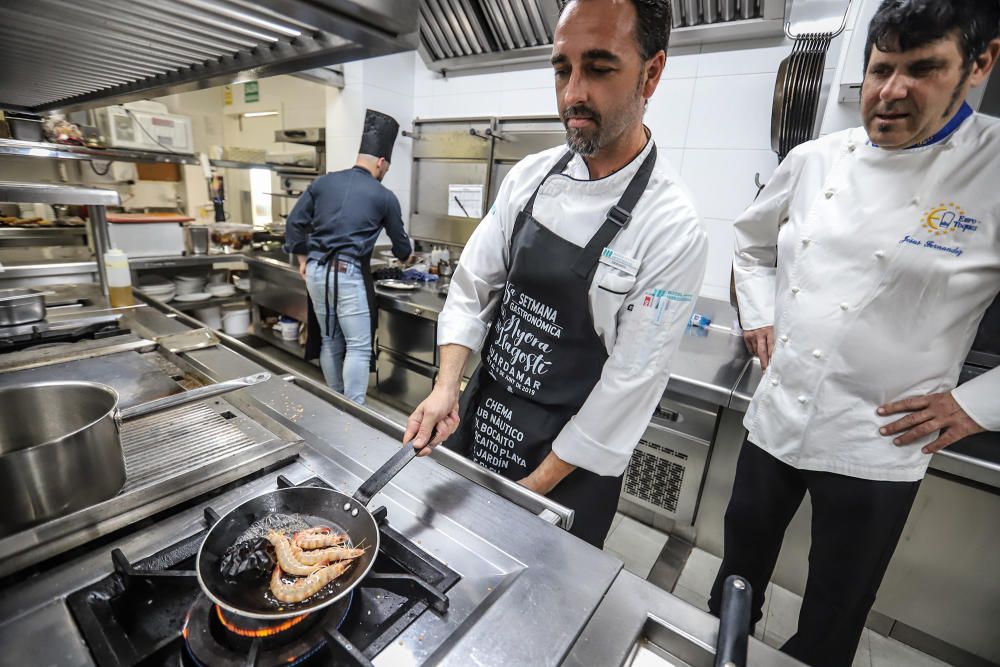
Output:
[353, 441, 425, 506]
[118, 372, 271, 422]
[714, 575, 753, 667]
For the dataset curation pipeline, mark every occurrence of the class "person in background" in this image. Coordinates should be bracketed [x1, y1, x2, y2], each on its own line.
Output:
[284, 109, 412, 404]
[403, 0, 708, 548]
[716, 2, 1000, 665]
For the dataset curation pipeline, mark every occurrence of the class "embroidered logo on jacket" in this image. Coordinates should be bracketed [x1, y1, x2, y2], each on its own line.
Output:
[921, 202, 979, 236]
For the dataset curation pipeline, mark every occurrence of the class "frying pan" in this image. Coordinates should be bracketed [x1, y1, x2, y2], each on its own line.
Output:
[196, 443, 420, 619]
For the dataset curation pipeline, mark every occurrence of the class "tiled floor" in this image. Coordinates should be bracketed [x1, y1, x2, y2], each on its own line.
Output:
[603, 517, 952, 667]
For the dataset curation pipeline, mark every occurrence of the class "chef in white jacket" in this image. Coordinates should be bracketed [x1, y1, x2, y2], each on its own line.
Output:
[713, 2, 1000, 666]
[403, 0, 707, 547]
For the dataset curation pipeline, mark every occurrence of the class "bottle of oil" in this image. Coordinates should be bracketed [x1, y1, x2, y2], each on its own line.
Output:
[105, 248, 134, 308]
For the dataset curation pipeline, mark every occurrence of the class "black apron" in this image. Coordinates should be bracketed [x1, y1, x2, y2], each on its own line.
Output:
[305, 250, 377, 373]
[446, 146, 657, 547]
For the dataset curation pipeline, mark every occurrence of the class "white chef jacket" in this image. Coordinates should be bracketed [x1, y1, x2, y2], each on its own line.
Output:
[438, 138, 708, 476]
[734, 113, 1000, 482]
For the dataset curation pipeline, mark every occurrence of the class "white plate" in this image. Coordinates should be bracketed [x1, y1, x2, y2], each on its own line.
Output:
[376, 279, 421, 290]
[174, 292, 212, 302]
[207, 285, 236, 297]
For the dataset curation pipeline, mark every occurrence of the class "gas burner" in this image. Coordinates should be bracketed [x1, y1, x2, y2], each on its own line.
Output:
[0, 314, 129, 352]
[68, 474, 459, 667]
[181, 593, 351, 667]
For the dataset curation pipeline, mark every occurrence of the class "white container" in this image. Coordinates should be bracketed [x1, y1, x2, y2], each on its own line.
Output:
[193, 305, 222, 329]
[222, 306, 251, 335]
[279, 316, 299, 340]
[105, 249, 134, 308]
[108, 222, 185, 258]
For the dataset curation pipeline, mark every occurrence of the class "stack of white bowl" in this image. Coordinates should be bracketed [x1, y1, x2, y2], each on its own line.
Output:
[207, 283, 236, 298]
[174, 273, 208, 297]
[138, 275, 176, 302]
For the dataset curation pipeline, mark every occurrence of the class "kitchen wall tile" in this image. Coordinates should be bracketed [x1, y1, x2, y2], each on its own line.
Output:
[659, 147, 684, 173]
[663, 45, 700, 80]
[499, 88, 558, 117]
[647, 77, 696, 149]
[500, 62, 556, 91]
[697, 36, 789, 77]
[681, 149, 777, 221]
[700, 217, 737, 300]
[686, 73, 777, 150]
[362, 52, 417, 97]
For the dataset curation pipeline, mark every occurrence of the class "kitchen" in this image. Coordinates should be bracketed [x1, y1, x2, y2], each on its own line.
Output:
[0, 1, 998, 666]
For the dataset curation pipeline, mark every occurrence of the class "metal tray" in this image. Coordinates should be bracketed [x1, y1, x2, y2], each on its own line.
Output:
[376, 279, 421, 290]
[0, 288, 45, 326]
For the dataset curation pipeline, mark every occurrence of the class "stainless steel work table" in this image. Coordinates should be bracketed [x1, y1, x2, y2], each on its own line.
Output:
[0, 289, 623, 666]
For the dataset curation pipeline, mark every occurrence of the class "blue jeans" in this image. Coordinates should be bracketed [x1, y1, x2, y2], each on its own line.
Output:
[305, 259, 371, 404]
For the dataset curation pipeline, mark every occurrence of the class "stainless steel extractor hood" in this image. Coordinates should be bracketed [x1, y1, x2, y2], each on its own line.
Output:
[0, 0, 418, 114]
[418, 0, 788, 73]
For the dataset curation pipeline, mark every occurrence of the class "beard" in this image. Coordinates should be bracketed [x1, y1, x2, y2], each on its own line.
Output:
[561, 81, 645, 157]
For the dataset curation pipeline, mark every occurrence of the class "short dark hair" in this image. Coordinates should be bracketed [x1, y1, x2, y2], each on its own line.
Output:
[558, 0, 672, 60]
[865, 0, 1000, 70]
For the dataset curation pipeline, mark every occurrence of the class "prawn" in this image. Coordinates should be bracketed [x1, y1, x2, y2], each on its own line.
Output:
[293, 544, 366, 565]
[269, 561, 353, 603]
[265, 531, 322, 576]
[293, 526, 349, 550]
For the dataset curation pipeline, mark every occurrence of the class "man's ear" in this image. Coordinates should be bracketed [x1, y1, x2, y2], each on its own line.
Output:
[643, 50, 666, 100]
[970, 38, 1000, 86]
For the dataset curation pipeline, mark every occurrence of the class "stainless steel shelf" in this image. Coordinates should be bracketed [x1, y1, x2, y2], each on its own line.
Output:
[0, 138, 199, 166]
[168, 294, 249, 312]
[0, 181, 120, 206]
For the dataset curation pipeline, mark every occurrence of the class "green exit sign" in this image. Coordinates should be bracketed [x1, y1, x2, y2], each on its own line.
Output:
[244, 81, 259, 103]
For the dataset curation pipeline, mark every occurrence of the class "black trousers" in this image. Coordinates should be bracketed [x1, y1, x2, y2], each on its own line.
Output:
[708, 441, 920, 667]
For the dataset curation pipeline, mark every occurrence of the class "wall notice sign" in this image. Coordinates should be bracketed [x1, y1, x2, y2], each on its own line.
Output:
[448, 184, 483, 218]
[223, 85, 233, 106]
[244, 81, 259, 103]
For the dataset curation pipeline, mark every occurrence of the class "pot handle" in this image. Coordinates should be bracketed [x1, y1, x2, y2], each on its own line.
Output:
[353, 442, 421, 506]
[714, 575, 753, 667]
[118, 372, 271, 422]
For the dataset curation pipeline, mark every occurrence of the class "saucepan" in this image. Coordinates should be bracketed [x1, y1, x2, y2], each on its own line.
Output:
[0, 372, 271, 536]
[196, 442, 423, 619]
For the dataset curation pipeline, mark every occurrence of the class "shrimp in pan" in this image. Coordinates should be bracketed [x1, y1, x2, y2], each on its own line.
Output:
[293, 526, 349, 550]
[269, 561, 353, 603]
[265, 532, 322, 576]
[293, 544, 366, 565]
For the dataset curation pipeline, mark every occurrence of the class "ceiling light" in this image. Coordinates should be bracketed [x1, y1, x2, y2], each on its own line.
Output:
[242, 111, 279, 118]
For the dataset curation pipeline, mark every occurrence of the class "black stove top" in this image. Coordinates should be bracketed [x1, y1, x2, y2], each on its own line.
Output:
[0, 317, 129, 352]
[67, 475, 459, 667]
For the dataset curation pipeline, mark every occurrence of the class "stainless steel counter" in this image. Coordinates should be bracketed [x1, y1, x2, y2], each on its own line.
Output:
[564, 569, 803, 666]
[0, 286, 624, 666]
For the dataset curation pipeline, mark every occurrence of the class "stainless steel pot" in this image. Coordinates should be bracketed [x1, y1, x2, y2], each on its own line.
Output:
[0, 372, 270, 536]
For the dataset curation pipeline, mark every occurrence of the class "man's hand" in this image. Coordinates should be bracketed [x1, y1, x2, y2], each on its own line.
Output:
[877, 391, 984, 454]
[297, 255, 308, 279]
[743, 325, 775, 370]
[404, 384, 460, 456]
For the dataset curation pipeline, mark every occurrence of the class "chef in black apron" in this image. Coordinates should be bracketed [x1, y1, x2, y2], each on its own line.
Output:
[403, 0, 708, 549]
[285, 109, 411, 403]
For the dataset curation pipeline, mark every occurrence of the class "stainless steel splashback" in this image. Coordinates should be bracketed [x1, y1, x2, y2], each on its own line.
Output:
[408, 115, 566, 248]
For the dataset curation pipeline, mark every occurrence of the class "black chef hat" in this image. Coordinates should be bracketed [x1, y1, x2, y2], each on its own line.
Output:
[358, 109, 399, 163]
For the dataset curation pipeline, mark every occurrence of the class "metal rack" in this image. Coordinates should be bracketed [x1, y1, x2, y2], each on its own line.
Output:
[0, 181, 120, 295]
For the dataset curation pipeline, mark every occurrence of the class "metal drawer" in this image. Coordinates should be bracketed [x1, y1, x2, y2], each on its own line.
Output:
[374, 350, 436, 413]
[377, 309, 436, 365]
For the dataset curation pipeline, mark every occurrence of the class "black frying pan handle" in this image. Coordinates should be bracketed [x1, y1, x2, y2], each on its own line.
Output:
[714, 575, 753, 667]
[353, 443, 418, 506]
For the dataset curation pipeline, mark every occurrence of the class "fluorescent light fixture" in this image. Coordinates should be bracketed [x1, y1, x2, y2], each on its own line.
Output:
[242, 111, 279, 118]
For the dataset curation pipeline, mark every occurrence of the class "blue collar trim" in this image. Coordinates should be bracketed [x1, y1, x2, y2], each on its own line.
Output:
[870, 102, 973, 149]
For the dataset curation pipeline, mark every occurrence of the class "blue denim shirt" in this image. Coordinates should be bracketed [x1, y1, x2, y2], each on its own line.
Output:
[283, 166, 412, 263]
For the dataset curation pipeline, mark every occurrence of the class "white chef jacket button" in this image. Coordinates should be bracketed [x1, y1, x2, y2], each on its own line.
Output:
[824, 190, 835, 199]
[771, 378, 779, 386]
[874, 250, 885, 259]
[791, 286, 800, 294]
[812, 349, 822, 358]
[848, 143, 856, 152]
[780, 334, 789, 343]
[840, 302, 849, 311]
[797, 395, 809, 404]
[910, 196, 921, 206]
[801, 238, 811, 246]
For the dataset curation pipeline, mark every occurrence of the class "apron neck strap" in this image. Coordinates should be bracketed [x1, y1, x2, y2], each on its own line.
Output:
[571, 143, 657, 279]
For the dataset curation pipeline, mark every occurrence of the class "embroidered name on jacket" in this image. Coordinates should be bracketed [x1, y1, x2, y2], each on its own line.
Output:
[898, 201, 980, 257]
